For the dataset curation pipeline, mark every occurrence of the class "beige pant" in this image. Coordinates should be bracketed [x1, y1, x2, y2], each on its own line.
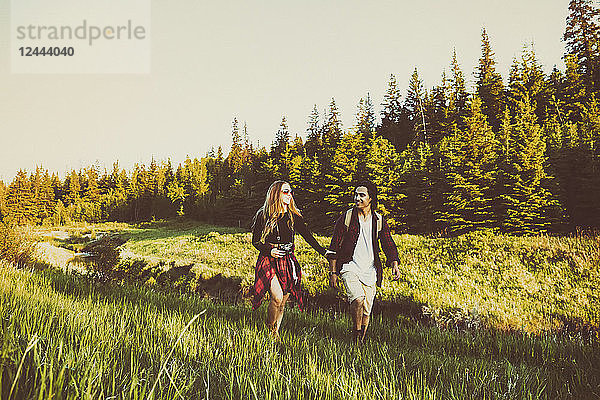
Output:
[340, 271, 376, 316]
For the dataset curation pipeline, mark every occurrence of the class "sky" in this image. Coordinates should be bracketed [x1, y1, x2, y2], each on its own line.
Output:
[0, 0, 570, 182]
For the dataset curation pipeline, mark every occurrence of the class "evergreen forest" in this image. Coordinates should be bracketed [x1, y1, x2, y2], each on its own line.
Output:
[2, 0, 600, 236]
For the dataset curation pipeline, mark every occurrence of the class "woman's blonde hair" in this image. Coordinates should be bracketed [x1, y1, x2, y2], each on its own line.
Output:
[261, 180, 302, 242]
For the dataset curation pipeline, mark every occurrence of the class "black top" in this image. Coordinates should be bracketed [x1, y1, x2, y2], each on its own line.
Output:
[251, 208, 326, 257]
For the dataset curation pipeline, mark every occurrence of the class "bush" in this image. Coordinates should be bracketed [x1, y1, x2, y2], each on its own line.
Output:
[81, 235, 126, 276]
[0, 223, 36, 267]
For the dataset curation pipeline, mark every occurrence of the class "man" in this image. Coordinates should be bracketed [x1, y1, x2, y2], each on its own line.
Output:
[328, 181, 400, 344]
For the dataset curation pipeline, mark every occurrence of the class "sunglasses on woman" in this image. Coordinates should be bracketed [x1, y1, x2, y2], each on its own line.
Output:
[281, 189, 293, 194]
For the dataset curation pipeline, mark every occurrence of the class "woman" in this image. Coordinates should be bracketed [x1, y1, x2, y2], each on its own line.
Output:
[251, 180, 327, 339]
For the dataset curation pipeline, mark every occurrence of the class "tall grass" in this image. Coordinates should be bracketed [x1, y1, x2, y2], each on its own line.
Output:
[1, 264, 599, 399]
[0, 223, 36, 268]
[118, 223, 600, 333]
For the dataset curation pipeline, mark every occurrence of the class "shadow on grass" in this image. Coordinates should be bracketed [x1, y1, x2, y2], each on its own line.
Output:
[122, 220, 248, 243]
[30, 264, 599, 382]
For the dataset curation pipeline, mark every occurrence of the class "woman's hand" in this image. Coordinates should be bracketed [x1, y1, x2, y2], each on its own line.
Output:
[391, 261, 401, 281]
[270, 248, 286, 258]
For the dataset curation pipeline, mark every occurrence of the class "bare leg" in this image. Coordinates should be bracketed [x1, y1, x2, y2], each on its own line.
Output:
[275, 293, 290, 333]
[350, 297, 365, 330]
[360, 315, 370, 342]
[267, 275, 289, 339]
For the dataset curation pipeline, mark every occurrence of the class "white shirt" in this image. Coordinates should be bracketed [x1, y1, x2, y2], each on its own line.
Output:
[340, 214, 377, 286]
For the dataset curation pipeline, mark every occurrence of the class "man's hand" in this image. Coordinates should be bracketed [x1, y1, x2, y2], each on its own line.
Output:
[391, 261, 401, 281]
[329, 272, 338, 289]
[327, 258, 337, 288]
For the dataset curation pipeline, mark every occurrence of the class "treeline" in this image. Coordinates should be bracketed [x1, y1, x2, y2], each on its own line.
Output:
[2, 0, 599, 235]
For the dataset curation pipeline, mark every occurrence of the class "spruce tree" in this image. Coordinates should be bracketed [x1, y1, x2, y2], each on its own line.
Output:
[321, 98, 343, 177]
[500, 97, 560, 233]
[438, 97, 499, 234]
[229, 118, 244, 176]
[0, 180, 6, 222]
[355, 93, 376, 139]
[398, 142, 436, 233]
[561, 55, 587, 122]
[380, 74, 409, 150]
[64, 170, 80, 206]
[427, 72, 450, 145]
[271, 116, 291, 180]
[305, 105, 322, 158]
[476, 28, 505, 131]
[447, 50, 470, 133]
[405, 68, 427, 142]
[38, 169, 56, 224]
[6, 170, 35, 225]
[564, 0, 600, 93]
[366, 136, 404, 230]
[508, 45, 549, 122]
[325, 132, 364, 219]
[84, 166, 100, 204]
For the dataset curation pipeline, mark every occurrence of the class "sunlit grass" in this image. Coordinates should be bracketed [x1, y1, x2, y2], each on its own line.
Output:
[23, 221, 600, 333]
[1, 264, 599, 399]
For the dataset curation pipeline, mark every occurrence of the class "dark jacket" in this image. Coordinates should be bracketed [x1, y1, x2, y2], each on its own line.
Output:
[251, 208, 326, 257]
[328, 207, 399, 287]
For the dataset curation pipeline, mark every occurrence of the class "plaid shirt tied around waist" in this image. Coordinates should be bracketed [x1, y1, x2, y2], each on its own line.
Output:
[251, 251, 304, 310]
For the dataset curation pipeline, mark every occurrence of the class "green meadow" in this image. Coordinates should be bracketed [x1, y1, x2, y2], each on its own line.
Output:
[1, 221, 599, 399]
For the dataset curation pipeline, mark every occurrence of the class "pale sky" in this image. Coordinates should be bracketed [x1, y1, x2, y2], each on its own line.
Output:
[0, 0, 569, 182]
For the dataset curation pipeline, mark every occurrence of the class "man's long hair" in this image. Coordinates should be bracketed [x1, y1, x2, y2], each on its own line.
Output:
[355, 180, 378, 210]
[261, 180, 302, 242]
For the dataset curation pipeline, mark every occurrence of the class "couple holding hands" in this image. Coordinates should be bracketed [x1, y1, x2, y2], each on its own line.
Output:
[251, 180, 400, 344]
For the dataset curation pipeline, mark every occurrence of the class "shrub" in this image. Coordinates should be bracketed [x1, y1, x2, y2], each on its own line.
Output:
[81, 235, 126, 276]
[0, 223, 36, 267]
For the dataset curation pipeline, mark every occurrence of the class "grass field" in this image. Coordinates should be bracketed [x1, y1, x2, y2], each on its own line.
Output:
[112, 221, 600, 333]
[1, 263, 599, 399]
[1, 221, 599, 398]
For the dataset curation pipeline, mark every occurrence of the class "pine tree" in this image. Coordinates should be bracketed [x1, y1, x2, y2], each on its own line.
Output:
[438, 97, 499, 234]
[84, 166, 100, 203]
[397, 142, 436, 233]
[167, 178, 186, 217]
[476, 28, 505, 131]
[448, 49, 469, 132]
[271, 116, 291, 180]
[355, 93, 376, 139]
[560, 98, 600, 228]
[128, 164, 146, 221]
[427, 72, 450, 145]
[229, 118, 244, 175]
[305, 105, 323, 158]
[104, 161, 128, 221]
[38, 169, 56, 224]
[380, 74, 412, 150]
[6, 170, 35, 225]
[561, 55, 587, 122]
[564, 0, 600, 93]
[272, 116, 290, 159]
[325, 133, 364, 219]
[64, 170, 81, 206]
[366, 136, 404, 230]
[500, 97, 560, 233]
[0, 180, 7, 222]
[508, 44, 549, 122]
[30, 167, 43, 224]
[321, 98, 343, 177]
[405, 68, 427, 142]
[288, 135, 304, 188]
